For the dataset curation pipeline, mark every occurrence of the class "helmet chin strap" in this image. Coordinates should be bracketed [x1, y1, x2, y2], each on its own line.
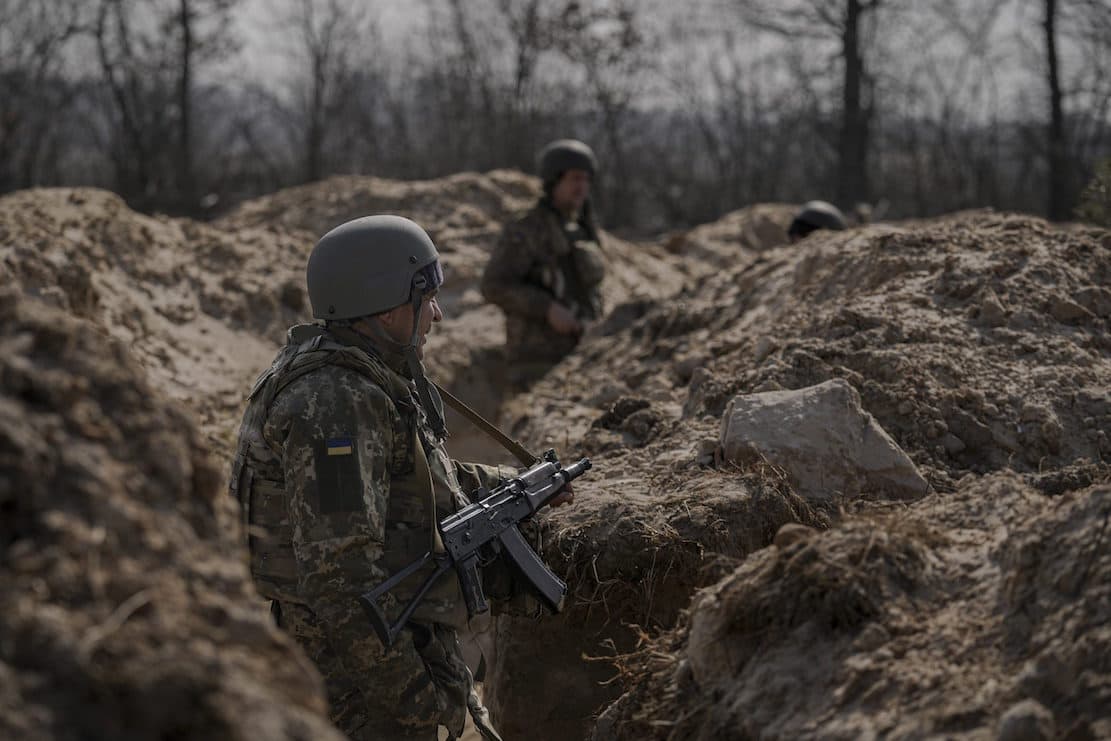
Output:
[403, 282, 448, 440]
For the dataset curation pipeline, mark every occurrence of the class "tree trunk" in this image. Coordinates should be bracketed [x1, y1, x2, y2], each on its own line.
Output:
[837, 0, 870, 209]
[178, 0, 196, 211]
[1045, 0, 1068, 220]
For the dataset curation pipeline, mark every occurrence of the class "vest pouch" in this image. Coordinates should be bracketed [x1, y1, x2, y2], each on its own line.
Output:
[572, 240, 606, 288]
[247, 477, 301, 603]
[228, 454, 251, 545]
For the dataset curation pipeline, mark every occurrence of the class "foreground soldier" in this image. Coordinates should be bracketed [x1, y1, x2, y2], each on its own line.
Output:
[482, 139, 606, 387]
[230, 216, 563, 739]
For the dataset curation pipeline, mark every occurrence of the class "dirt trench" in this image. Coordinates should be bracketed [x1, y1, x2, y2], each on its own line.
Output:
[3, 175, 1108, 740]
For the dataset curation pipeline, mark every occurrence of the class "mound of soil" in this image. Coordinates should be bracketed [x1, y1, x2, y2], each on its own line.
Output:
[0, 289, 342, 740]
[493, 210, 1110, 737]
[0, 188, 307, 465]
[6, 165, 1108, 741]
[661, 202, 797, 266]
[514, 212, 1110, 484]
[593, 474, 1110, 740]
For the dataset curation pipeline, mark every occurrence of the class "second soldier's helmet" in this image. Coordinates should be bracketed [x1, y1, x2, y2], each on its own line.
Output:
[788, 200, 847, 239]
[538, 139, 597, 186]
[306, 215, 443, 320]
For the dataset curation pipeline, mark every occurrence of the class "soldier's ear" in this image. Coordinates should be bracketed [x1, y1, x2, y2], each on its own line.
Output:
[375, 304, 404, 330]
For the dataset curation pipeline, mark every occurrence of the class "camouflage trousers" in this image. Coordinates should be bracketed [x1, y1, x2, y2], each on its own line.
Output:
[276, 601, 470, 740]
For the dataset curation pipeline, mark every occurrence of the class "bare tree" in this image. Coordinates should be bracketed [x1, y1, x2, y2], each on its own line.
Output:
[1044, 0, 1068, 219]
[90, 0, 238, 211]
[1009, 0, 1111, 219]
[175, 0, 238, 207]
[736, 0, 898, 209]
[554, 0, 655, 224]
[271, 0, 370, 183]
[0, 0, 85, 190]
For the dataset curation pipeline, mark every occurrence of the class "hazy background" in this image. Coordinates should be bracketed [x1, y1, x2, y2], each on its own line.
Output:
[2, 0, 1109, 231]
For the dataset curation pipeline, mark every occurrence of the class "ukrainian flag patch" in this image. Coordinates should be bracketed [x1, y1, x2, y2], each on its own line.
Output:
[326, 437, 354, 456]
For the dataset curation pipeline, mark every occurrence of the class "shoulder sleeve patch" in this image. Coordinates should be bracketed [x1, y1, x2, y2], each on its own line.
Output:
[315, 437, 364, 513]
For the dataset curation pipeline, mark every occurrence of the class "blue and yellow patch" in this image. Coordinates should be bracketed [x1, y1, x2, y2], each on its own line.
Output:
[326, 437, 354, 456]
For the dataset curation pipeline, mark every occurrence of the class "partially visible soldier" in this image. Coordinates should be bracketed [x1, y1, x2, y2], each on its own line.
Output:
[482, 139, 606, 387]
[230, 215, 568, 740]
[787, 200, 847, 242]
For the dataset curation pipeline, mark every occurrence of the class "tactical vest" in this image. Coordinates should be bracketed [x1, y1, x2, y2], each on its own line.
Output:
[229, 324, 470, 629]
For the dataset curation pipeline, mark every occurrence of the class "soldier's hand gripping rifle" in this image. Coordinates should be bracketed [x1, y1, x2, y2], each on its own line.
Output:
[359, 450, 592, 647]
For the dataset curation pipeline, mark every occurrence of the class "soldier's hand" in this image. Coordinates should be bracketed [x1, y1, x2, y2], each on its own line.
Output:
[550, 481, 575, 508]
[546, 302, 582, 335]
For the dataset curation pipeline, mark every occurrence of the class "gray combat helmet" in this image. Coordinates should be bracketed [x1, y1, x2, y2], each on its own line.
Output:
[788, 200, 847, 239]
[307, 215, 442, 320]
[538, 139, 597, 185]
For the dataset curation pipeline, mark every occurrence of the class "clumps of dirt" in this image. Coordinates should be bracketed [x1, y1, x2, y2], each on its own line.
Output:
[0, 187, 309, 467]
[1000, 481, 1111, 732]
[493, 209, 1109, 738]
[592, 474, 1110, 741]
[487, 466, 832, 741]
[661, 203, 797, 266]
[586, 396, 664, 449]
[0, 289, 342, 741]
[216, 170, 539, 242]
[548, 467, 832, 629]
[513, 210, 1110, 490]
[683, 519, 931, 672]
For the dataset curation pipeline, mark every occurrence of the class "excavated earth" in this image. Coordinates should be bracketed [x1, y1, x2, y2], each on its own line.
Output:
[498, 210, 1111, 739]
[1, 171, 1108, 741]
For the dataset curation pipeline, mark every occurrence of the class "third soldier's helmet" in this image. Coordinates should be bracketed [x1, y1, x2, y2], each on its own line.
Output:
[306, 215, 443, 320]
[788, 200, 847, 239]
[538, 139, 597, 186]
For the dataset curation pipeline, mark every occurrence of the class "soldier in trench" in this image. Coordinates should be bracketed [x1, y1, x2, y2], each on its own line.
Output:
[482, 139, 607, 388]
[229, 215, 572, 740]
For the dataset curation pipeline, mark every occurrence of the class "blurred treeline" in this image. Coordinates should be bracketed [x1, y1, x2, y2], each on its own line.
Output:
[3, 0, 1111, 231]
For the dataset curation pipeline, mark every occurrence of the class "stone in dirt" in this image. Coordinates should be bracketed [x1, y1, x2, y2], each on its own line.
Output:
[719, 378, 930, 500]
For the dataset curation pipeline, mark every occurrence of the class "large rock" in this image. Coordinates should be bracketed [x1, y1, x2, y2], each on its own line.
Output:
[719, 378, 929, 500]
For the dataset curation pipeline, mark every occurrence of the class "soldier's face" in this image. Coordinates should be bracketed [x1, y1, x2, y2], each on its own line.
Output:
[551, 169, 591, 213]
[377, 290, 442, 358]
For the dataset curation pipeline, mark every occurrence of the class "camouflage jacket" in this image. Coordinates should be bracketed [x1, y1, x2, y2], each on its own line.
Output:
[229, 323, 510, 736]
[481, 199, 606, 365]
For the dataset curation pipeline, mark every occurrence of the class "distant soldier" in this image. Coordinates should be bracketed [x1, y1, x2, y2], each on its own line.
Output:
[482, 139, 606, 387]
[230, 215, 571, 740]
[787, 200, 847, 242]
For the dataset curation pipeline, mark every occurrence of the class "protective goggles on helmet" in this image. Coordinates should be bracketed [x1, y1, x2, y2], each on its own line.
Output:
[411, 259, 444, 295]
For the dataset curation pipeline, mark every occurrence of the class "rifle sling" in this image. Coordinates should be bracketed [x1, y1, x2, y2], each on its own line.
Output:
[432, 382, 537, 466]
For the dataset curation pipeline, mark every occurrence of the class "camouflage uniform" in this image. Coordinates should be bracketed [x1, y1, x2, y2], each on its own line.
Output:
[230, 323, 510, 740]
[482, 199, 606, 385]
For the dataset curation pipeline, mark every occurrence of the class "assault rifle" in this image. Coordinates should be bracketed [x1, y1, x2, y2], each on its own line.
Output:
[360, 450, 591, 647]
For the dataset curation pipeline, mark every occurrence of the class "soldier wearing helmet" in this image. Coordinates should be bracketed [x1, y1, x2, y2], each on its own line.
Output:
[482, 139, 607, 387]
[787, 200, 847, 242]
[229, 215, 563, 740]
